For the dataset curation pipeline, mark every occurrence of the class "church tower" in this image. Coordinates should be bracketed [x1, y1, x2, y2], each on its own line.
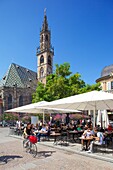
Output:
[36, 10, 54, 84]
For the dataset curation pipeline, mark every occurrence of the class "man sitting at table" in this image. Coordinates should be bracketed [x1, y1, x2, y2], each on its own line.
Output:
[36, 124, 49, 142]
[87, 128, 105, 153]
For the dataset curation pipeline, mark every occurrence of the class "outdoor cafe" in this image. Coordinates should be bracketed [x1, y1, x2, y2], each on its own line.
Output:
[6, 91, 113, 154]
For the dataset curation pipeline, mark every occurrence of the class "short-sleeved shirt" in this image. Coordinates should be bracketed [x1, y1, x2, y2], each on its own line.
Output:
[86, 130, 92, 137]
[97, 132, 104, 144]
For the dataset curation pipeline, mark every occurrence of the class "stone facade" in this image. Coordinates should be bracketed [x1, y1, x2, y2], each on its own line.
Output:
[0, 86, 34, 111]
[0, 63, 38, 115]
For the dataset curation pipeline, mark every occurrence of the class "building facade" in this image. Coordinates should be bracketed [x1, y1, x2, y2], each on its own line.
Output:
[0, 63, 37, 114]
[96, 64, 113, 93]
[96, 64, 113, 120]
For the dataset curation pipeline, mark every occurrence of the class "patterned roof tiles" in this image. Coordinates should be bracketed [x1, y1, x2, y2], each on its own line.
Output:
[0, 63, 37, 88]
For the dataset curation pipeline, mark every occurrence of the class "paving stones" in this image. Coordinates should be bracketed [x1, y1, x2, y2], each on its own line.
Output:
[0, 128, 113, 170]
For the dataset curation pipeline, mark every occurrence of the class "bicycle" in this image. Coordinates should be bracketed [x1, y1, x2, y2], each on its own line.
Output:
[23, 135, 38, 157]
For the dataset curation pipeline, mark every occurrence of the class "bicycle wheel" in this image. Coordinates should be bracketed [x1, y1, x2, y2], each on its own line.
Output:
[29, 143, 37, 158]
[25, 141, 31, 153]
[23, 138, 29, 148]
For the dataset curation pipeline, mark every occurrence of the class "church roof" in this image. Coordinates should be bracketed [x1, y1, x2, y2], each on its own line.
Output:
[0, 63, 37, 88]
[101, 64, 113, 77]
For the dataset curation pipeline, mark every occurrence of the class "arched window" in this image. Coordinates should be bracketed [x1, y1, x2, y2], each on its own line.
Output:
[45, 34, 48, 41]
[41, 35, 43, 42]
[40, 67, 44, 78]
[8, 94, 12, 109]
[40, 55, 44, 64]
[48, 55, 51, 65]
[19, 95, 23, 106]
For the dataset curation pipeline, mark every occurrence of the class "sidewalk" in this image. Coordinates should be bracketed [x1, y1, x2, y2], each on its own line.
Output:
[10, 134, 113, 163]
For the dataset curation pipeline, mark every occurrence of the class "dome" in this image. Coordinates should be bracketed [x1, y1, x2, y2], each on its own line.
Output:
[101, 64, 113, 77]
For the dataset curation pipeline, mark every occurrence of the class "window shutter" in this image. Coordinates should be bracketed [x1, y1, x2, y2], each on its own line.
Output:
[107, 82, 111, 90]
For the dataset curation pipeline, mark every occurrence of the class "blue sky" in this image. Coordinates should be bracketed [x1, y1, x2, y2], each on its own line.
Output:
[0, 0, 113, 84]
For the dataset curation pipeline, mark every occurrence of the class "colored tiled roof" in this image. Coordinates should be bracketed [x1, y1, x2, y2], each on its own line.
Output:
[0, 63, 37, 88]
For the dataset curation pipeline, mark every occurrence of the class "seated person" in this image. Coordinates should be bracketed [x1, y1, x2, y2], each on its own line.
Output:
[77, 125, 82, 131]
[33, 123, 39, 132]
[38, 121, 43, 130]
[81, 126, 93, 151]
[81, 119, 86, 127]
[87, 119, 92, 128]
[67, 123, 74, 131]
[35, 123, 39, 129]
[107, 125, 112, 131]
[96, 124, 101, 131]
[36, 124, 48, 142]
[73, 124, 77, 131]
[87, 128, 105, 153]
[31, 124, 35, 132]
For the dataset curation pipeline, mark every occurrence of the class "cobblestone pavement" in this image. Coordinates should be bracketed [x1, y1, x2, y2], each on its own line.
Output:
[0, 128, 113, 170]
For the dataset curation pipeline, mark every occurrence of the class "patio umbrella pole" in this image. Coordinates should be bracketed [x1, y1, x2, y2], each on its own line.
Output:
[43, 110, 45, 124]
[101, 112, 102, 128]
[93, 109, 96, 128]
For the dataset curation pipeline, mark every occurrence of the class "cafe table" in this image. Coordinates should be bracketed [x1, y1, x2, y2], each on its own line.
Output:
[50, 132, 61, 145]
[79, 136, 94, 151]
[68, 130, 78, 142]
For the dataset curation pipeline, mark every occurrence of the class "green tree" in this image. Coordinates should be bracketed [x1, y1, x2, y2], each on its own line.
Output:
[32, 82, 45, 103]
[55, 63, 72, 77]
[69, 73, 86, 95]
[78, 83, 101, 94]
[32, 63, 101, 102]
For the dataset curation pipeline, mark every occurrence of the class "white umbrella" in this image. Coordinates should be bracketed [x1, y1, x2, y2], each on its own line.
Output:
[102, 110, 109, 129]
[97, 110, 102, 127]
[5, 101, 49, 113]
[6, 101, 49, 124]
[97, 110, 109, 129]
[41, 91, 113, 127]
[5, 101, 81, 123]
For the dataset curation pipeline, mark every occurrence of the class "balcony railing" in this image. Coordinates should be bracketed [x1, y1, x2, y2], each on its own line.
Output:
[36, 46, 54, 55]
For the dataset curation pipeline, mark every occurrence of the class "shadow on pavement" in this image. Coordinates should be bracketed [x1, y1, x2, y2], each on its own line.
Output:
[37, 150, 56, 158]
[0, 155, 23, 164]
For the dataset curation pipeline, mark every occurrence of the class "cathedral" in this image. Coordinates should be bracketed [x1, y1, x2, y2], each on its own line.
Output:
[0, 11, 54, 115]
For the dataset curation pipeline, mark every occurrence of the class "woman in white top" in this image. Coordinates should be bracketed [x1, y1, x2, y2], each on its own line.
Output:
[81, 126, 93, 150]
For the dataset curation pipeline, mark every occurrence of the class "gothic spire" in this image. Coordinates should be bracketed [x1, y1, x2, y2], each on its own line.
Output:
[41, 8, 48, 31]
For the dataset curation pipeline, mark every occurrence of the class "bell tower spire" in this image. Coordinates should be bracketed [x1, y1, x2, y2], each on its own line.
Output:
[44, 8, 46, 15]
[36, 10, 54, 85]
[42, 8, 48, 32]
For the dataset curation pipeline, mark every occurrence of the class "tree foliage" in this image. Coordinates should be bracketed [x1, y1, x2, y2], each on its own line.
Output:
[32, 62, 101, 102]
